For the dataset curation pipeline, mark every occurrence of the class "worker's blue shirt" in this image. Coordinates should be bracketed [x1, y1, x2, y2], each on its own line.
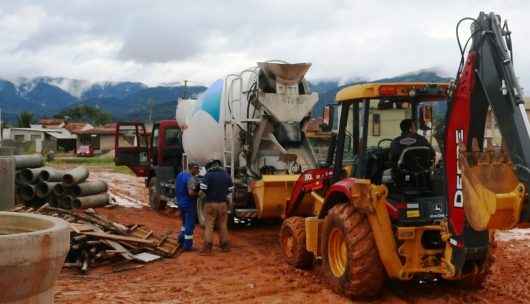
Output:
[175, 171, 195, 208]
[201, 168, 233, 203]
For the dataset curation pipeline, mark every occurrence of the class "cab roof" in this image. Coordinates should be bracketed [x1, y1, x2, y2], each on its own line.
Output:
[335, 82, 449, 103]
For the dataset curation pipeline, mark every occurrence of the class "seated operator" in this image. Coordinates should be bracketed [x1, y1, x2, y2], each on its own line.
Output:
[390, 119, 432, 166]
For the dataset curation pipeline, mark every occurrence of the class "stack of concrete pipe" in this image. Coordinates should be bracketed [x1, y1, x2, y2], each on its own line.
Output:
[14, 154, 110, 209]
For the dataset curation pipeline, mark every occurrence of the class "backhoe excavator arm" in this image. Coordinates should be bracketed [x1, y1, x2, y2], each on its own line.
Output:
[445, 13, 530, 235]
[470, 12, 530, 189]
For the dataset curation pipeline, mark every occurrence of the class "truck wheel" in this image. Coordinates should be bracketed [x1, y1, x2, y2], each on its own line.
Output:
[148, 177, 166, 211]
[280, 217, 313, 269]
[321, 203, 385, 298]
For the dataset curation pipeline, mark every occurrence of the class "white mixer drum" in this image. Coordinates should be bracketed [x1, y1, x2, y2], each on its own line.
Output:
[178, 79, 225, 164]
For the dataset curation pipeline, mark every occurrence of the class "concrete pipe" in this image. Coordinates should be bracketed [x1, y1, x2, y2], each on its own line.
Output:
[48, 194, 61, 208]
[20, 167, 48, 184]
[52, 184, 71, 196]
[29, 197, 47, 209]
[13, 154, 45, 169]
[0, 211, 70, 304]
[63, 166, 89, 186]
[39, 168, 67, 182]
[15, 172, 23, 185]
[35, 182, 61, 198]
[71, 181, 108, 197]
[72, 193, 110, 209]
[58, 195, 74, 210]
[19, 184, 36, 202]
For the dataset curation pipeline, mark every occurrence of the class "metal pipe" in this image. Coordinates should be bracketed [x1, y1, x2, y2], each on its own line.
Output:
[13, 154, 45, 169]
[63, 166, 89, 185]
[35, 182, 60, 198]
[58, 195, 74, 209]
[71, 181, 108, 196]
[20, 167, 47, 184]
[39, 168, 66, 182]
[72, 193, 110, 209]
[20, 184, 36, 202]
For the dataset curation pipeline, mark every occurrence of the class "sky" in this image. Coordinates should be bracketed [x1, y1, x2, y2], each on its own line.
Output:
[0, 0, 529, 89]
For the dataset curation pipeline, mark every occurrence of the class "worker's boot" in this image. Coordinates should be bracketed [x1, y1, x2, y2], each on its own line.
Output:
[199, 242, 213, 256]
[220, 242, 230, 252]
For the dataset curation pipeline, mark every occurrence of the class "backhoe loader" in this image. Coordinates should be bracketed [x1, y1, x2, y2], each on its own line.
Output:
[280, 12, 530, 298]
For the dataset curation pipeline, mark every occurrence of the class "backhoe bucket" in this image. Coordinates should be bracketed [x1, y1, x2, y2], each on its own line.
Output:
[461, 146, 525, 231]
[251, 175, 314, 219]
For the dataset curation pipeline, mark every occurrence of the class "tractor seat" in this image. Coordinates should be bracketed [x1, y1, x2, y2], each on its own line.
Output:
[392, 146, 435, 192]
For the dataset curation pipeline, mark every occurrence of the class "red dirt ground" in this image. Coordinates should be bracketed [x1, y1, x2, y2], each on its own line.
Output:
[53, 169, 530, 303]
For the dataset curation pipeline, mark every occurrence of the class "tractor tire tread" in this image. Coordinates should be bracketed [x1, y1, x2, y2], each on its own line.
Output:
[323, 204, 385, 298]
[280, 217, 314, 269]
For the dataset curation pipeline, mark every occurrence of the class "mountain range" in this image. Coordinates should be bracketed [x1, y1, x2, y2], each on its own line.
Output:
[0, 69, 452, 124]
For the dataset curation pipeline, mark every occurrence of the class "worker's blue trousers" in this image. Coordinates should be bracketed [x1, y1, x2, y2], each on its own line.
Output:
[178, 205, 197, 251]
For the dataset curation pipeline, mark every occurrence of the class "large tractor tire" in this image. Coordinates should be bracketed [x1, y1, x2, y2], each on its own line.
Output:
[280, 217, 314, 269]
[148, 177, 166, 211]
[321, 203, 385, 298]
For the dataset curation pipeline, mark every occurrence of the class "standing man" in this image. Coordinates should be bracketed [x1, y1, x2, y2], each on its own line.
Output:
[176, 162, 200, 251]
[200, 159, 233, 255]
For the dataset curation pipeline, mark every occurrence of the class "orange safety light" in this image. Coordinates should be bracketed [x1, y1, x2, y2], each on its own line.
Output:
[379, 85, 398, 96]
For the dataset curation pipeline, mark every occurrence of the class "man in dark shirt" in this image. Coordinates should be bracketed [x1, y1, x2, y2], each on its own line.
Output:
[390, 119, 431, 165]
[199, 159, 233, 255]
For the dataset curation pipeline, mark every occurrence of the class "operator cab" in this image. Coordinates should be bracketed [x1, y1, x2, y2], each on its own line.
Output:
[328, 82, 449, 226]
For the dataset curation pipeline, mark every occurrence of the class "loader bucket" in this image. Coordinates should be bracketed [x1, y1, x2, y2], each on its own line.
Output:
[251, 175, 314, 219]
[461, 146, 525, 231]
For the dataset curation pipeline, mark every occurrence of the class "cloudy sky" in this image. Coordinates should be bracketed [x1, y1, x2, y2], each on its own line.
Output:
[0, 0, 529, 88]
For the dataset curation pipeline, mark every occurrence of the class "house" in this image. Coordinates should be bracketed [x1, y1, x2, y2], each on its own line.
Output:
[74, 124, 122, 153]
[8, 127, 76, 153]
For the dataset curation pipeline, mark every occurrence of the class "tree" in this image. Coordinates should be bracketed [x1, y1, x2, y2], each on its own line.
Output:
[17, 111, 34, 128]
[54, 105, 112, 126]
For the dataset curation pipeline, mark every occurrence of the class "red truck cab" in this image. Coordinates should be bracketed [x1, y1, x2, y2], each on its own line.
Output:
[114, 120, 183, 209]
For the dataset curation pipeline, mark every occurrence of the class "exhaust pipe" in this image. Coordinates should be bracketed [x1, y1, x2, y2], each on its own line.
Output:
[63, 166, 89, 186]
[71, 181, 108, 196]
[72, 193, 110, 209]
[13, 154, 45, 169]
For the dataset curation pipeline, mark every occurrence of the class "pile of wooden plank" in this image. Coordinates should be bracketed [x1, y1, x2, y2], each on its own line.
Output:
[13, 205, 180, 273]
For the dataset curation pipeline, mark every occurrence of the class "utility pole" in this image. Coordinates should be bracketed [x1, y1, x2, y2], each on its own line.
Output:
[0, 108, 3, 142]
[147, 97, 154, 124]
[183, 80, 190, 99]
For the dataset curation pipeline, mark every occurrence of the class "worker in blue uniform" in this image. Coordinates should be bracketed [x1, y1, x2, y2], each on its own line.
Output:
[176, 162, 200, 251]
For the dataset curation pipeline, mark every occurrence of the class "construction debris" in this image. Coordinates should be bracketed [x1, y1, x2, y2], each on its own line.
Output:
[15, 162, 110, 209]
[13, 205, 180, 274]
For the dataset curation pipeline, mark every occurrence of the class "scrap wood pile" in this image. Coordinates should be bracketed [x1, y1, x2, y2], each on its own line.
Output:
[14, 154, 110, 209]
[13, 204, 180, 273]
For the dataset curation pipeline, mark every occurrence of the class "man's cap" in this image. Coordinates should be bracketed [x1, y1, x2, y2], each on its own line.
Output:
[188, 162, 200, 168]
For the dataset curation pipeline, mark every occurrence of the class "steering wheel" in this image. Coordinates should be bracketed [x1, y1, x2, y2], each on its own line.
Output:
[377, 138, 393, 149]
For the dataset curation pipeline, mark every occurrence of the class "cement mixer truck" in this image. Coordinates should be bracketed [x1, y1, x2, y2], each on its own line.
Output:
[115, 61, 331, 223]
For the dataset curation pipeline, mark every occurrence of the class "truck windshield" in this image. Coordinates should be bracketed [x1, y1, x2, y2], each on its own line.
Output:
[165, 128, 181, 147]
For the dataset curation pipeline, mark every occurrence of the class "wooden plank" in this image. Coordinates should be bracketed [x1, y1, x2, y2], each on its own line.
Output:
[81, 232, 156, 245]
[104, 240, 135, 260]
